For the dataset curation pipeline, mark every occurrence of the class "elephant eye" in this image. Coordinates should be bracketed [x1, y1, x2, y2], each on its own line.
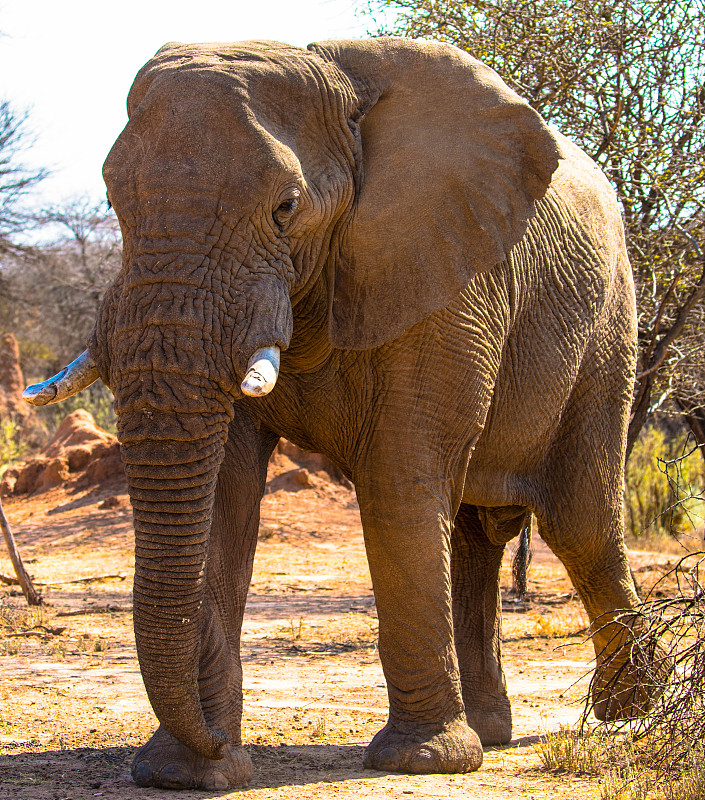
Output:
[273, 196, 299, 229]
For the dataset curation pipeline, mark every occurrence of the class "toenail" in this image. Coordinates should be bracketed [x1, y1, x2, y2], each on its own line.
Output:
[409, 746, 437, 773]
[132, 760, 153, 786]
[375, 746, 401, 771]
[202, 770, 230, 791]
[158, 762, 193, 789]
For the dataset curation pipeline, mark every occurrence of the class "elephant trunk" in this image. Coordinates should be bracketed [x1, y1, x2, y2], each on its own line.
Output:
[109, 271, 237, 758]
[122, 416, 229, 760]
[91, 240, 292, 757]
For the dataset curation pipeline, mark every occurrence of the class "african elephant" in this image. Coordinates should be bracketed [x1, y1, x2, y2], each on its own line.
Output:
[25, 37, 649, 790]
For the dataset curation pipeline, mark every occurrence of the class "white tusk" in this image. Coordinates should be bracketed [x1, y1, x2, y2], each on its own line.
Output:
[22, 349, 99, 407]
[240, 346, 280, 397]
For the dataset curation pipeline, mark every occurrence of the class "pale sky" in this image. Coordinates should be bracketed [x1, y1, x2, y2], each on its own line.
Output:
[0, 0, 392, 209]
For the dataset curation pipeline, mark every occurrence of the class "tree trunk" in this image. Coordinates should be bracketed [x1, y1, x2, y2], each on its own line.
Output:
[0, 498, 41, 605]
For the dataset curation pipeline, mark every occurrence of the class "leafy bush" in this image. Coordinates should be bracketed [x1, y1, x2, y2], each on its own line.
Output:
[623, 426, 704, 546]
[0, 419, 26, 476]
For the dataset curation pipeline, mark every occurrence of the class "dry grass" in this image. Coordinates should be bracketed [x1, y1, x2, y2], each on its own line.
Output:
[0, 599, 115, 664]
[310, 716, 327, 740]
[537, 726, 705, 800]
[529, 609, 588, 639]
[535, 725, 608, 775]
[0, 601, 49, 633]
[277, 612, 379, 651]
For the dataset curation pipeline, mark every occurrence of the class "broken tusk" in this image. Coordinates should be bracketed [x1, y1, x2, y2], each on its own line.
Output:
[240, 346, 280, 397]
[23, 349, 99, 407]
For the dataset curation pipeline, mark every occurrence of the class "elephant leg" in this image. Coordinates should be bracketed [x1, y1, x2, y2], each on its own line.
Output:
[536, 503, 652, 721]
[132, 417, 278, 790]
[451, 503, 514, 746]
[535, 358, 664, 721]
[354, 464, 483, 775]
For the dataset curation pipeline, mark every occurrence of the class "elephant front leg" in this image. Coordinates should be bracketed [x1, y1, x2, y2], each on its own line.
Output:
[355, 470, 483, 775]
[131, 421, 278, 790]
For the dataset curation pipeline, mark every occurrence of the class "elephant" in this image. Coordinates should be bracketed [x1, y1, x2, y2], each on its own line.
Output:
[24, 37, 652, 790]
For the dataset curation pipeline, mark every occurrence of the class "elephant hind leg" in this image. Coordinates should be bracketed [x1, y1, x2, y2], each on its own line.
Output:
[533, 350, 664, 720]
[452, 503, 523, 746]
[535, 498, 657, 721]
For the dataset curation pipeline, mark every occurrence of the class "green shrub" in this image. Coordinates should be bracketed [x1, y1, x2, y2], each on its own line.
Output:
[0, 419, 27, 477]
[623, 426, 704, 546]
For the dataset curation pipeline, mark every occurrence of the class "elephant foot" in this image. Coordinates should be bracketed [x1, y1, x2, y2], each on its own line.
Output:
[592, 639, 670, 721]
[592, 679, 651, 721]
[131, 725, 253, 790]
[363, 715, 483, 774]
[465, 694, 512, 746]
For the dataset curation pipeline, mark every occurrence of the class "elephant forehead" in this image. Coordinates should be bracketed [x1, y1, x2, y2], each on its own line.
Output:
[127, 41, 343, 139]
[104, 71, 304, 207]
[128, 41, 314, 105]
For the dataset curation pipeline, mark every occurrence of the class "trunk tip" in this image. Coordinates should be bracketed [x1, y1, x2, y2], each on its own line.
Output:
[164, 722, 229, 761]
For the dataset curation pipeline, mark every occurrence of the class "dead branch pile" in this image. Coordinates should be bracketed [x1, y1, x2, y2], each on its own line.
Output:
[587, 553, 705, 788]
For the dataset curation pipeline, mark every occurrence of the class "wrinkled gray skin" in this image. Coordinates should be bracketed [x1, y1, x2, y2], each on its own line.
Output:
[82, 38, 645, 789]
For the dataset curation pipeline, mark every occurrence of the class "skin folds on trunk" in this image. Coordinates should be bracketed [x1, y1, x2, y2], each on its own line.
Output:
[94, 234, 291, 760]
[108, 275, 241, 759]
[123, 423, 230, 760]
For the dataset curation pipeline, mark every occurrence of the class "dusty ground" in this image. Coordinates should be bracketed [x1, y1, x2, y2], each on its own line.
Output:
[0, 477, 676, 800]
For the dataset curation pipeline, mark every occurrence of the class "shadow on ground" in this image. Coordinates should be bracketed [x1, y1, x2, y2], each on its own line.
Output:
[0, 736, 552, 799]
[244, 593, 375, 620]
[0, 743, 403, 799]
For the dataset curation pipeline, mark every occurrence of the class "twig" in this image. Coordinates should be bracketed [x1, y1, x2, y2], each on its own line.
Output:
[56, 604, 132, 617]
[6, 624, 66, 638]
[0, 498, 42, 605]
[36, 573, 127, 587]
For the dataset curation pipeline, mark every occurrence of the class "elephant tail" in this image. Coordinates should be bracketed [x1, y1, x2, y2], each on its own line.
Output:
[511, 519, 533, 599]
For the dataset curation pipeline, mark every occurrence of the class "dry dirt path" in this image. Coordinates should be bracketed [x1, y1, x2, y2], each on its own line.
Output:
[0, 482, 668, 800]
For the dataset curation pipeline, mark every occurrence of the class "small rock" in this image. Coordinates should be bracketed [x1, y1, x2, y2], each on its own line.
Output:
[291, 468, 313, 488]
[98, 496, 121, 509]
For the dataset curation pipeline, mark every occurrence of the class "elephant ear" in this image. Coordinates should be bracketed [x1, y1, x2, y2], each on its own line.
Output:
[309, 38, 560, 349]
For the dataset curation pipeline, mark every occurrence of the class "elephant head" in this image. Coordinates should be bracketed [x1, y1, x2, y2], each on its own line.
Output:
[24, 39, 558, 759]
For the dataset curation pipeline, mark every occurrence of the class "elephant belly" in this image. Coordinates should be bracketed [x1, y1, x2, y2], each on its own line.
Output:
[461, 408, 560, 511]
